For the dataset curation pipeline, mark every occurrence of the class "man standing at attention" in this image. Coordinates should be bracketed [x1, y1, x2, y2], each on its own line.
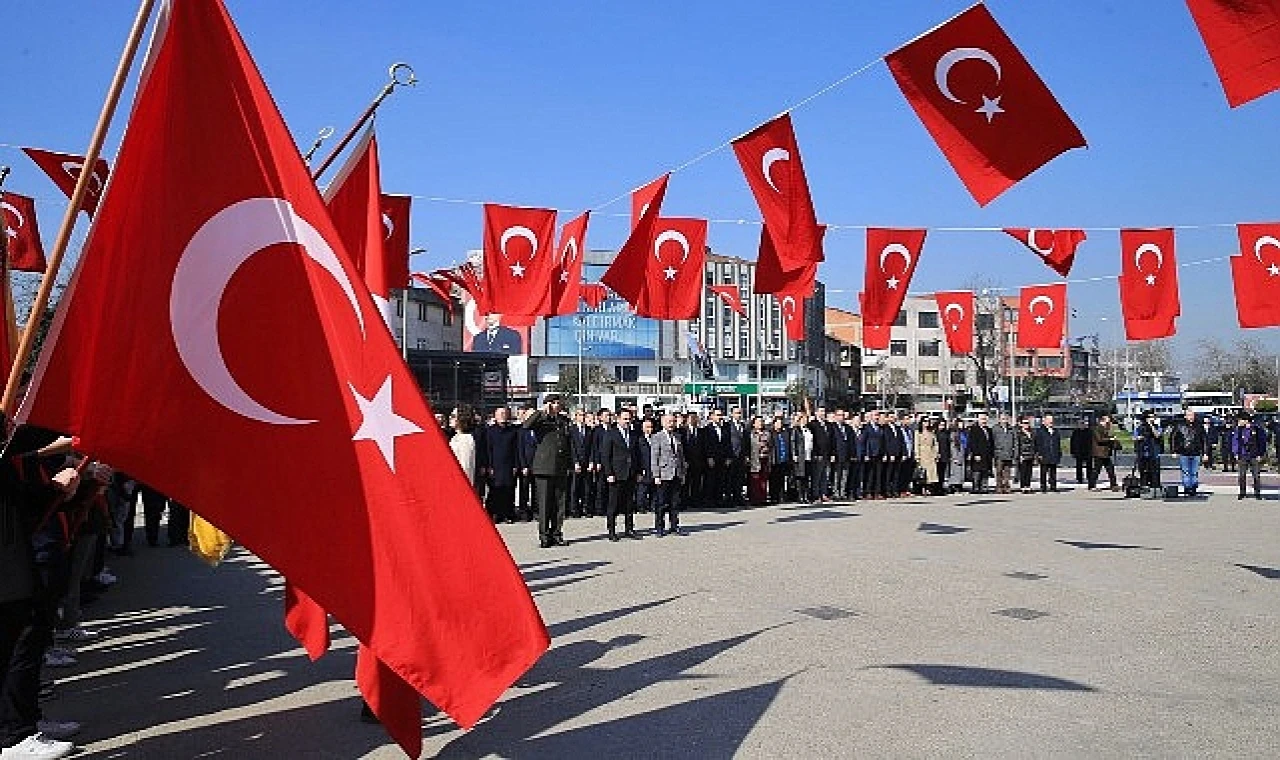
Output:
[967, 413, 995, 494]
[651, 414, 689, 537]
[1034, 414, 1063, 492]
[523, 394, 572, 547]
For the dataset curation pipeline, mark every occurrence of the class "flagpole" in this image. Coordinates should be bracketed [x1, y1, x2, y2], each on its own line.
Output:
[311, 63, 416, 181]
[0, 167, 14, 373]
[1, 0, 157, 417]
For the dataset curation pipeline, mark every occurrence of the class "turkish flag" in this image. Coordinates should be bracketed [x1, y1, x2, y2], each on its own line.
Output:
[709, 284, 746, 316]
[1117, 279, 1178, 340]
[380, 193, 412, 286]
[1230, 222, 1280, 328]
[580, 282, 609, 310]
[636, 217, 706, 320]
[779, 292, 807, 341]
[22, 147, 111, 217]
[1016, 283, 1067, 349]
[884, 4, 1086, 206]
[411, 272, 456, 317]
[606, 174, 669, 308]
[1, 192, 48, 272]
[732, 113, 822, 272]
[323, 129, 396, 326]
[549, 211, 590, 316]
[754, 222, 824, 296]
[934, 290, 975, 354]
[1119, 229, 1181, 326]
[862, 228, 926, 327]
[1003, 228, 1086, 276]
[15, 2, 548, 756]
[1186, 0, 1280, 107]
[481, 203, 557, 318]
[858, 294, 892, 350]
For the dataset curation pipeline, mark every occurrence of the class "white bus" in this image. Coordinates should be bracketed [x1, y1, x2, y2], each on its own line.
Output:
[1183, 390, 1239, 418]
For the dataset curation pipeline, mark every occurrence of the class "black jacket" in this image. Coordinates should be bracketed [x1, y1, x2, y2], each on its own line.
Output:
[1171, 421, 1207, 456]
[522, 410, 571, 476]
[1034, 426, 1063, 465]
[680, 425, 706, 464]
[484, 423, 520, 488]
[967, 424, 995, 461]
[807, 420, 831, 457]
[700, 422, 732, 461]
[600, 426, 639, 480]
[1069, 427, 1092, 458]
[570, 423, 594, 467]
[635, 434, 655, 483]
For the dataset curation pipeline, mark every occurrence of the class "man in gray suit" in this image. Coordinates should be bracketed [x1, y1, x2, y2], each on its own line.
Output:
[650, 414, 689, 537]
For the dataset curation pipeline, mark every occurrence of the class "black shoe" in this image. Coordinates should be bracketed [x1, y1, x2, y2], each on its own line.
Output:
[539, 540, 552, 548]
[673, 528, 689, 536]
[655, 529, 667, 538]
[608, 533, 621, 542]
[625, 530, 642, 540]
[552, 537, 568, 547]
[1238, 494, 1246, 500]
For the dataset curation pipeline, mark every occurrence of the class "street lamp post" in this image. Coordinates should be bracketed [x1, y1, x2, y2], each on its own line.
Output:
[402, 246, 428, 360]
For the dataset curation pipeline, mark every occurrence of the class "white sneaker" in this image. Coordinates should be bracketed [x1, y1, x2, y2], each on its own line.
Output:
[42, 651, 77, 668]
[34, 721, 80, 740]
[0, 733, 75, 759]
[53, 627, 99, 643]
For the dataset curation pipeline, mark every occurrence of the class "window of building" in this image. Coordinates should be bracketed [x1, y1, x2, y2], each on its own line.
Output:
[950, 369, 967, 386]
[395, 297, 404, 317]
[658, 365, 673, 383]
[918, 369, 940, 386]
[416, 301, 428, 321]
[721, 268, 734, 284]
[558, 364, 573, 378]
[863, 368, 878, 389]
[442, 341, 455, 351]
[893, 310, 907, 327]
[890, 340, 908, 356]
[1014, 356, 1033, 368]
[747, 364, 757, 380]
[706, 333, 717, 349]
[1038, 356, 1065, 369]
[442, 305, 453, 325]
[761, 365, 787, 381]
[416, 339, 428, 349]
[918, 311, 939, 328]
[722, 347, 733, 358]
[615, 365, 639, 383]
[740, 336, 749, 354]
[889, 368, 909, 385]
[976, 313, 995, 330]
[918, 340, 940, 357]
[720, 364, 740, 381]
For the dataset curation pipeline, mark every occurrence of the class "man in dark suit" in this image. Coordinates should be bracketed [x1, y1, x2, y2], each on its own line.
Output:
[700, 408, 731, 507]
[1034, 413, 1064, 492]
[830, 410, 851, 500]
[471, 315, 523, 354]
[569, 409, 594, 518]
[591, 409, 613, 518]
[516, 407, 539, 521]
[484, 406, 520, 523]
[967, 412, 995, 493]
[862, 412, 885, 499]
[601, 408, 642, 541]
[807, 408, 831, 502]
[727, 407, 748, 506]
[522, 394, 572, 548]
[634, 417, 657, 515]
[680, 412, 706, 508]
[882, 412, 905, 498]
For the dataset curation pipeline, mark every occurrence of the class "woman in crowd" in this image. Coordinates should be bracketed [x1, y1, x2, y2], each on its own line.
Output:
[916, 418, 941, 495]
[1014, 417, 1037, 494]
[748, 416, 772, 506]
[936, 419, 951, 490]
[792, 413, 812, 504]
[947, 423, 967, 494]
[448, 405, 483, 493]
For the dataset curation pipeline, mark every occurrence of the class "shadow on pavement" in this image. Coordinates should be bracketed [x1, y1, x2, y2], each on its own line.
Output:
[1236, 563, 1280, 579]
[872, 664, 1098, 692]
[771, 511, 860, 524]
[1056, 540, 1162, 551]
[917, 522, 970, 535]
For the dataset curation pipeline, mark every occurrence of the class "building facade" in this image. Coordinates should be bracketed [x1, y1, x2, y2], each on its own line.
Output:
[857, 296, 982, 413]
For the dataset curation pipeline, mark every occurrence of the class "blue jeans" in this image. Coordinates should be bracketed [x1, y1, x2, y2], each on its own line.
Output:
[1178, 455, 1200, 491]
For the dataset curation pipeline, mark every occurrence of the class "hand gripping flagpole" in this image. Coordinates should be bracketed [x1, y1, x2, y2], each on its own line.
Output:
[310, 62, 416, 181]
[1, 0, 158, 418]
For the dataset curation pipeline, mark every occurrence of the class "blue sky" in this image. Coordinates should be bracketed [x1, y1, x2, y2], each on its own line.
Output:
[4, 0, 1279, 372]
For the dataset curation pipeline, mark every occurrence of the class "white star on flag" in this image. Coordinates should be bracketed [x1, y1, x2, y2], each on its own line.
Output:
[560, 271, 569, 282]
[1034, 316, 1046, 325]
[510, 262, 526, 278]
[1269, 263, 1280, 277]
[664, 266, 678, 280]
[1145, 274, 1157, 286]
[976, 95, 1004, 123]
[350, 375, 424, 473]
[887, 276, 900, 290]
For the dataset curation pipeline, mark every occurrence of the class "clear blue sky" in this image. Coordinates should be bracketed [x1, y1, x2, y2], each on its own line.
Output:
[5, 0, 1279, 373]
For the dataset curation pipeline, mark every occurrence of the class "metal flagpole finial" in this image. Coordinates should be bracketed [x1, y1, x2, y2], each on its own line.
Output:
[302, 126, 335, 164]
[389, 62, 418, 89]
[0, 166, 10, 188]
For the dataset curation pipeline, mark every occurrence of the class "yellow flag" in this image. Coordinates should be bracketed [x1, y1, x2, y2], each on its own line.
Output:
[188, 513, 233, 566]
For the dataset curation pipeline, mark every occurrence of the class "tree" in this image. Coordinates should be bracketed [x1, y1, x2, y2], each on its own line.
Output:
[554, 363, 615, 397]
[1189, 337, 1277, 394]
[1023, 375, 1051, 405]
[959, 276, 1004, 408]
[784, 379, 810, 410]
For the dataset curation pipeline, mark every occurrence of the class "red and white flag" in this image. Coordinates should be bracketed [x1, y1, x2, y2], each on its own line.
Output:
[1118, 228, 1181, 338]
[16, 2, 548, 755]
[753, 222, 823, 296]
[22, 147, 111, 217]
[1003, 228, 1086, 276]
[885, 4, 1086, 206]
[1186, 0, 1280, 107]
[481, 203, 557, 318]
[381, 193, 412, 283]
[580, 282, 609, 310]
[934, 290, 975, 354]
[779, 291, 807, 341]
[604, 174, 669, 308]
[323, 129, 396, 323]
[861, 228, 926, 327]
[732, 112, 822, 273]
[636, 217, 706, 320]
[1016, 283, 1067, 349]
[709, 284, 746, 316]
[859, 293, 892, 351]
[410, 272, 456, 317]
[1230, 222, 1280, 328]
[1, 192, 48, 272]
[549, 211, 590, 316]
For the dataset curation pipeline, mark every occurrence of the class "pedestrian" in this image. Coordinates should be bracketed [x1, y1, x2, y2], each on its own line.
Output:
[862, 411, 885, 500]
[1171, 409, 1208, 496]
[882, 412, 905, 498]
[1230, 413, 1267, 500]
[634, 417, 656, 515]
[515, 407, 539, 522]
[1219, 422, 1237, 472]
[935, 418, 951, 492]
[484, 406, 520, 523]
[747, 416, 772, 506]
[523, 394, 572, 548]
[1014, 417, 1037, 493]
[947, 422, 967, 494]
[1088, 414, 1121, 491]
[1135, 411, 1163, 489]
[681, 412, 706, 508]
[769, 418, 793, 504]
[650, 414, 688, 536]
[916, 419, 940, 495]
[699, 408, 731, 507]
[448, 405, 483, 492]
[568, 409, 594, 518]
[600, 408, 641, 541]
[1034, 414, 1063, 492]
[1070, 419, 1093, 485]
[992, 412, 1015, 494]
[967, 413, 995, 494]
[806, 410, 831, 503]
[727, 406, 748, 506]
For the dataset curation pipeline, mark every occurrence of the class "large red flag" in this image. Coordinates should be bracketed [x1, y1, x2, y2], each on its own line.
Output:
[604, 174, 669, 308]
[732, 113, 822, 272]
[862, 228, 926, 327]
[481, 203, 557, 318]
[884, 4, 1086, 206]
[1003, 228, 1086, 277]
[859, 294, 892, 351]
[22, 147, 111, 217]
[779, 292, 807, 341]
[709, 284, 746, 316]
[380, 193, 412, 287]
[1230, 222, 1280, 328]
[323, 129, 395, 323]
[1016, 283, 1068, 349]
[1117, 281, 1178, 341]
[411, 272, 456, 317]
[636, 217, 706, 320]
[1119, 228, 1181, 332]
[753, 222, 825, 295]
[16, 2, 547, 756]
[580, 282, 609, 310]
[1186, 0, 1280, 107]
[549, 211, 590, 316]
[934, 290, 975, 354]
[1, 192, 48, 272]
